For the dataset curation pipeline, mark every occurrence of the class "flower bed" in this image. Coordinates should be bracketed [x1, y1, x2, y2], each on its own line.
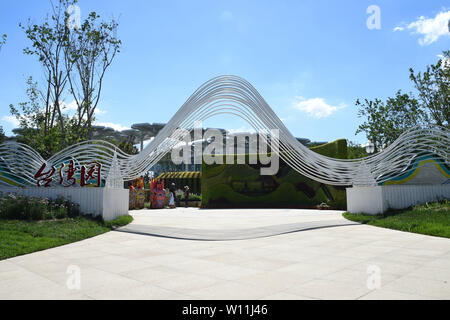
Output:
[0, 193, 81, 221]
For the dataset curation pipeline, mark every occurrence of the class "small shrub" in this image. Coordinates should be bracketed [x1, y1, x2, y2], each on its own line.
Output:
[66, 201, 81, 218]
[55, 195, 65, 206]
[179, 193, 202, 202]
[30, 200, 45, 220]
[53, 205, 68, 219]
[0, 194, 79, 221]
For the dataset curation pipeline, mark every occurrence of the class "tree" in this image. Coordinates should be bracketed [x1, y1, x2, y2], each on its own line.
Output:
[0, 126, 4, 144]
[409, 50, 450, 128]
[355, 52, 448, 151]
[9, 78, 78, 158]
[19, 0, 73, 141]
[66, 11, 121, 140]
[0, 34, 6, 51]
[346, 141, 368, 159]
[355, 91, 422, 152]
[356, 98, 388, 152]
[91, 125, 139, 155]
[10, 0, 122, 155]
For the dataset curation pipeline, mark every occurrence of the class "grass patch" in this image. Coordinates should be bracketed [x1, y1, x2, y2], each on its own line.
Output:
[103, 215, 133, 229]
[0, 214, 133, 261]
[343, 201, 450, 238]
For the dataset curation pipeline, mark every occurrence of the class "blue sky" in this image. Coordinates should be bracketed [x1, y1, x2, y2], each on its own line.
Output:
[0, 0, 449, 144]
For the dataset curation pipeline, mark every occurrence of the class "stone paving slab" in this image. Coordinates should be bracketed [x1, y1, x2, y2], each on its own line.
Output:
[0, 208, 449, 300]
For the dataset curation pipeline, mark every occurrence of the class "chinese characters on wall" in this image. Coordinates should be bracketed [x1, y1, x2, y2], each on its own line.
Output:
[34, 160, 102, 187]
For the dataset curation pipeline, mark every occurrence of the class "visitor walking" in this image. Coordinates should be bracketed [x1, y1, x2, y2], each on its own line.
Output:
[184, 186, 190, 207]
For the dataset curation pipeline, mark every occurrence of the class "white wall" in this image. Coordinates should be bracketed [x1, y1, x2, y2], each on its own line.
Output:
[0, 187, 129, 221]
[102, 188, 130, 221]
[347, 185, 450, 215]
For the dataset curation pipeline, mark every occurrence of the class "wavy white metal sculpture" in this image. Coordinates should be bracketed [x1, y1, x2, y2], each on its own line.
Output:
[0, 75, 449, 188]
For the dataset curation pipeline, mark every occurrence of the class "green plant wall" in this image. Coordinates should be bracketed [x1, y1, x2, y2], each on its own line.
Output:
[201, 139, 348, 209]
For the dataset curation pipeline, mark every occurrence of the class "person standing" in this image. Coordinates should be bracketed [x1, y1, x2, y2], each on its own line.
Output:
[169, 183, 176, 208]
[184, 185, 190, 207]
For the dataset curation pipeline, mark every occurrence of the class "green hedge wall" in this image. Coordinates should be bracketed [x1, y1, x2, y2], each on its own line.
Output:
[201, 139, 348, 209]
[310, 139, 347, 159]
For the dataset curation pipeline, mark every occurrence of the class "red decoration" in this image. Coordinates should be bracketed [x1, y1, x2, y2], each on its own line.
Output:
[150, 178, 166, 208]
[59, 160, 77, 186]
[34, 160, 102, 188]
[34, 163, 56, 187]
[80, 162, 102, 187]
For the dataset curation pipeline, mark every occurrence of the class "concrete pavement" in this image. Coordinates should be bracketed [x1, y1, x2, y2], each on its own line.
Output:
[0, 208, 449, 300]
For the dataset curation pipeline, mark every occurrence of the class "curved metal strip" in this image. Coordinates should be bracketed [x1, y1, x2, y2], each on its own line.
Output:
[0, 75, 448, 187]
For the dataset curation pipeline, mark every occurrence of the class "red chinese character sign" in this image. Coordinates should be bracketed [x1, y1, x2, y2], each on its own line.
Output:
[59, 160, 77, 186]
[34, 163, 56, 187]
[34, 160, 102, 187]
[80, 162, 102, 187]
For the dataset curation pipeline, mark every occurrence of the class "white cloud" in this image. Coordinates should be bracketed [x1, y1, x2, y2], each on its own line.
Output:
[226, 126, 255, 134]
[62, 100, 78, 111]
[62, 100, 107, 116]
[95, 108, 107, 115]
[442, 57, 450, 70]
[292, 97, 345, 118]
[1, 115, 20, 127]
[94, 121, 130, 132]
[394, 9, 450, 45]
[437, 54, 450, 69]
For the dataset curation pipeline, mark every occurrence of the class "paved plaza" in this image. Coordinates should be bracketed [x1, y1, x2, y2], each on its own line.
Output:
[0, 208, 449, 300]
